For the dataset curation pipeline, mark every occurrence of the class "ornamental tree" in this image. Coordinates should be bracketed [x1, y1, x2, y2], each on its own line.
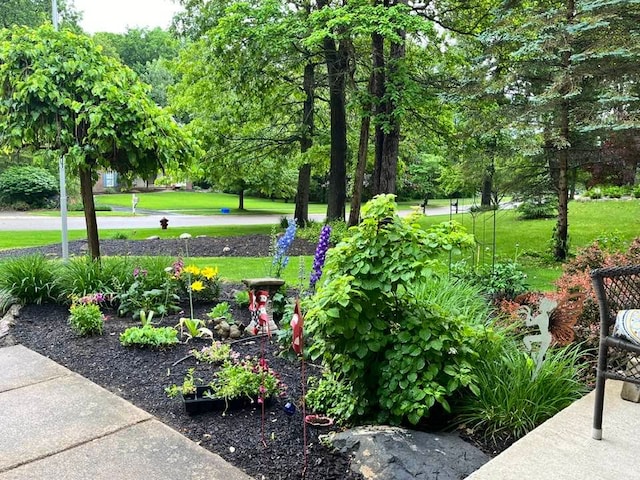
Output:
[0, 25, 199, 259]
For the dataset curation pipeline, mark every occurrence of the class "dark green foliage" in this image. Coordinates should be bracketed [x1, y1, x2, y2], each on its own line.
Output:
[0, 254, 60, 304]
[0, 166, 58, 208]
[305, 371, 357, 424]
[119, 324, 178, 348]
[517, 196, 557, 220]
[297, 220, 348, 245]
[306, 195, 479, 424]
[452, 261, 529, 301]
[455, 333, 587, 446]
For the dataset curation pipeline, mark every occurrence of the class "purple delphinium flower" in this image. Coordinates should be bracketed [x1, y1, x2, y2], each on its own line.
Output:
[310, 224, 332, 289]
[272, 219, 297, 277]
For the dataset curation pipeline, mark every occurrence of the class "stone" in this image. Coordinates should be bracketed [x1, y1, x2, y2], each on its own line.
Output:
[196, 235, 208, 238]
[329, 425, 490, 480]
[146, 235, 161, 240]
[223, 246, 231, 253]
[229, 325, 242, 339]
[621, 382, 640, 402]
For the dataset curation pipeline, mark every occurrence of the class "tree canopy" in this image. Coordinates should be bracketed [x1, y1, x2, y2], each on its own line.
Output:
[0, 25, 199, 259]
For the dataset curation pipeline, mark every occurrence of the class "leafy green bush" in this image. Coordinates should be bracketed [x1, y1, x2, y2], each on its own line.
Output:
[455, 333, 587, 446]
[0, 166, 58, 208]
[116, 259, 181, 319]
[306, 194, 478, 425]
[584, 187, 602, 199]
[306, 371, 357, 424]
[119, 324, 178, 348]
[0, 254, 60, 304]
[516, 196, 557, 219]
[297, 220, 348, 245]
[207, 302, 234, 323]
[207, 358, 285, 403]
[68, 302, 104, 335]
[602, 185, 627, 198]
[452, 261, 528, 301]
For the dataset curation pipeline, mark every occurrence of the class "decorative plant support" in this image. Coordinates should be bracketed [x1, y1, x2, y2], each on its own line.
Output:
[519, 297, 557, 377]
[291, 299, 308, 476]
[242, 278, 284, 335]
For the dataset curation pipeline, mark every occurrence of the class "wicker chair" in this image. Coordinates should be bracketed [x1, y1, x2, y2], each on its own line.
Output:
[591, 265, 640, 440]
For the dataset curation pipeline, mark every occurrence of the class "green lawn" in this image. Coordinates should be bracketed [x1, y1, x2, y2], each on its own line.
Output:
[94, 191, 328, 215]
[2, 198, 638, 291]
[419, 199, 640, 290]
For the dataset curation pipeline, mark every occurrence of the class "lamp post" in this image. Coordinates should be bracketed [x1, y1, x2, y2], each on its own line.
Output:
[52, 0, 69, 261]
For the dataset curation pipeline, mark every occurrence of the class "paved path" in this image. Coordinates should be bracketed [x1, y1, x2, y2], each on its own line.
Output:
[467, 379, 640, 479]
[0, 345, 251, 480]
[0, 203, 472, 231]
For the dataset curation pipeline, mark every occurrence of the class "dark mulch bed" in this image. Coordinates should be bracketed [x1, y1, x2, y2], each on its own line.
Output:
[0, 235, 318, 259]
[2, 236, 361, 479]
[7, 288, 361, 480]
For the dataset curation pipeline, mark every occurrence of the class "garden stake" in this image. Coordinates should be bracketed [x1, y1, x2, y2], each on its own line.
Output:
[291, 299, 307, 477]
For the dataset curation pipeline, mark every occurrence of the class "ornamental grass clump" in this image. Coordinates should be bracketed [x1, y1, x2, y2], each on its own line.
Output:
[455, 332, 587, 446]
[0, 254, 60, 304]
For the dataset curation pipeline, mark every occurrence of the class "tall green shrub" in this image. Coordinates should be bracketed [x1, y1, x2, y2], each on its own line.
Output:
[0, 166, 58, 208]
[306, 194, 479, 424]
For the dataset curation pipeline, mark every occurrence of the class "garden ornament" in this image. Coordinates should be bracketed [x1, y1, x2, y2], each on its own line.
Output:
[519, 297, 557, 377]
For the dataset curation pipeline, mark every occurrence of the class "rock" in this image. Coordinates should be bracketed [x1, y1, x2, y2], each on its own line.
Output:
[329, 425, 490, 480]
[146, 235, 161, 240]
[0, 304, 21, 339]
[196, 235, 208, 238]
[215, 321, 231, 338]
[229, 325, 242, 339]
[223, 246, 231, 253]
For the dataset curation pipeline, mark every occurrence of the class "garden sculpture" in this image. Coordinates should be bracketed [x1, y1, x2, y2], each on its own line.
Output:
[519, 297, 557, 376]
[245, 289, 278, 335]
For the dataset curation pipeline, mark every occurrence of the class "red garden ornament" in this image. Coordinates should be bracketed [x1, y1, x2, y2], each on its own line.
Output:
[290, 299, 304, 355]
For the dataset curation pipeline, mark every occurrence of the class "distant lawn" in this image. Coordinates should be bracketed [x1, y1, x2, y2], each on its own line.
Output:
[94, 191, 327, 215]
[0, 225, 274, 250]
[419, 198, 640, 290]
[3, 198, 638, 291]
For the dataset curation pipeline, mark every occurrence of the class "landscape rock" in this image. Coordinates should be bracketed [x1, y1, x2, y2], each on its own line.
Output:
[146, 235, 161, 240]
[329, 425, 490, 480]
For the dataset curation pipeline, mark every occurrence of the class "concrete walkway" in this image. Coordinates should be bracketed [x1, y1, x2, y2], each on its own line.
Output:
[0, 345, 251, 480]
[467, 380, 639, 480]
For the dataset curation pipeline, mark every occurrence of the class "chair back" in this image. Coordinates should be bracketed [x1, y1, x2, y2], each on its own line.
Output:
[591, 265, 640, 334]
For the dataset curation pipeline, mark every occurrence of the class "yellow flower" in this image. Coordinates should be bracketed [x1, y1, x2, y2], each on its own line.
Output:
[185, 265, 201, 275]
[201, 266, 218, 280]
[191, 280, 205, 292]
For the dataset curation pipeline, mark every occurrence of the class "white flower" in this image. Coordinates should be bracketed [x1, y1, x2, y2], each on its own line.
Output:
[179, 233, 192, 239]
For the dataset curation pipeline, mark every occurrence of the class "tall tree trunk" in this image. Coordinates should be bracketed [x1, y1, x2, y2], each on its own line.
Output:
[554, 0, 575, 261]
[554, 102, 570, 261]
[371, 30, 385, 194]
[349, 107, 372, 227]
[318, 13, 348, 221]
[294, 62, 315, 226]
[481, 162, 495, 207]
[238, 187, 245, 210]
[373, 4, 406, 195]
[79, 165, 100, 261]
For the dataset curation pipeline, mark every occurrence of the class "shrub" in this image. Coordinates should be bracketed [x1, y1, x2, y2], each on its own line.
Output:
[452, 261, 529, 301]
[306, 194, 478, 424]
[516, 196, 557, 219]
[117, 260, 181, 319]
[0, 166, 58, 208]
[0, 254, 60, 304]
[306, 371, 358, 425]
[191, 342, 237, 364]
[68, 301, 104, 335]
[584, 187, 602, 199]
[455, 333, 587, 446]
[207, 358, 285, 404]
[297, 220, 348, 245]
[119, 324, 178, 348]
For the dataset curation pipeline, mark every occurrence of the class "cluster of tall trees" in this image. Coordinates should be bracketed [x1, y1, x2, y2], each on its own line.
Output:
[0, 0, 639, 260]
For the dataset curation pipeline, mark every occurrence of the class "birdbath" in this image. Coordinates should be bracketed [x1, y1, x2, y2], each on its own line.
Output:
[242, 278, 285, 335]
